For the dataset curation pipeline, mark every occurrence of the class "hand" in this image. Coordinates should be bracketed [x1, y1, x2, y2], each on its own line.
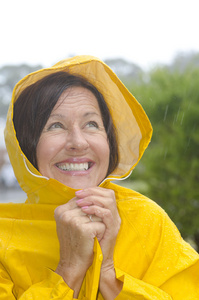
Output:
[75, 187, 121, 269]
[75, 187, 122, 299]
[54, 196, 105, 296]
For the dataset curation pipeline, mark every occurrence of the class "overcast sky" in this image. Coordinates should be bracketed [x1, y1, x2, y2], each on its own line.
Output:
[1, 0, 199, 70]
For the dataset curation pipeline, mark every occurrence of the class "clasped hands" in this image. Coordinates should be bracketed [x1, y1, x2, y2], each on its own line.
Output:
[54, 187, 121, 297]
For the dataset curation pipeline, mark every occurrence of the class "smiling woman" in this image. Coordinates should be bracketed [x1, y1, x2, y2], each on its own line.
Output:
[36, 86, 110, 189]
[1, 56, 199, 299]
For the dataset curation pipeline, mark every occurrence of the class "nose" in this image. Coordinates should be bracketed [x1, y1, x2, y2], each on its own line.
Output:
[65, 127, 89, 151]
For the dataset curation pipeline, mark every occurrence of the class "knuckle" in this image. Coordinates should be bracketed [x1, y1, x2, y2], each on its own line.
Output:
[117, 217, 121, 228]
[85, 187, 94, 195]
[118, 216, 121, 225]
[54, 206, 62, 219]
[108, 189, 116, 201]
[55, 208, 75, 225]
[104, 210, 112, 218]
[110, 189, 115, 196]
[59, 211, 71, 225]
[72, 217, 82, 228]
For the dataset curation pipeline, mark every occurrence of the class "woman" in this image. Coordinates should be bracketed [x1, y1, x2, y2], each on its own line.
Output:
[1, 55, 199, 299]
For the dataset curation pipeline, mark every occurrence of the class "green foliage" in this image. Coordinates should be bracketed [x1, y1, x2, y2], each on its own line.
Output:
[127, 61, 199, 250]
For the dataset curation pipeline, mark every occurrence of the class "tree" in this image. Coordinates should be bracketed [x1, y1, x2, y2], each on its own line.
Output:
[127, 58, 199, 252]
[0, 64, 42, 117]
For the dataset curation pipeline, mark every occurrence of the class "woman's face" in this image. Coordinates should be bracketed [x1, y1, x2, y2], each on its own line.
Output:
[36, 86, 110, 189]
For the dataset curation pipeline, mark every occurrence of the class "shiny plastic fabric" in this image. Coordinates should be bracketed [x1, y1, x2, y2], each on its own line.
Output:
[1, 56, 199, 299]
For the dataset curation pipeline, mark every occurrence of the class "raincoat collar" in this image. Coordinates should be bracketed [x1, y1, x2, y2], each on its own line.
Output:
[4, 55, 152, 205]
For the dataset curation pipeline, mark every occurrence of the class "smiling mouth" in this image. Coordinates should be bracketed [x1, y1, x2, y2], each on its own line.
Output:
[56, 162, 92, 171]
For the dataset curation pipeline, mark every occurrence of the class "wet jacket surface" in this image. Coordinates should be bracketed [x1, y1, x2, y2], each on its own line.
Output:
[1, 56, 199, 299]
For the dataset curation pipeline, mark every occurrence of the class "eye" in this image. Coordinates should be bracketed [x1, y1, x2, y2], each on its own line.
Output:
[48, 122, 64, 130]
[85, 121, 99, 129]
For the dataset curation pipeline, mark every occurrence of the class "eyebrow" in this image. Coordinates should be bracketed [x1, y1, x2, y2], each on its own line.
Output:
[49, 112, 100, 119]
[83, 112, 100, 118]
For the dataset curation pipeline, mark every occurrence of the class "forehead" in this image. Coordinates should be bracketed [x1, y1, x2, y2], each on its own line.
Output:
[53, 86, 101, 113]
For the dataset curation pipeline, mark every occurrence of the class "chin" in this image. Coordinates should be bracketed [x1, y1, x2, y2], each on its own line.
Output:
[61, 180, 94, 190]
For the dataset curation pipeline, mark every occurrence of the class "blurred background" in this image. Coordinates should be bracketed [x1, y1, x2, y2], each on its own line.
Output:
[0, 0, 199, 251]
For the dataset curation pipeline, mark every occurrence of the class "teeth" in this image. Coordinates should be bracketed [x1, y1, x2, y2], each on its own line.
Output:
[58, 162, 89, 171]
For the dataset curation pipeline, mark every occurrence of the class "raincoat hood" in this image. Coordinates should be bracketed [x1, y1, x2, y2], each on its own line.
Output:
[4, 55, 152, 204]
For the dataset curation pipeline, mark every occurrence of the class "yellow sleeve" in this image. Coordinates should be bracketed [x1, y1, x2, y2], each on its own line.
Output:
[115, 267, 172, 300]
[0, 262, 15, 300]
[17, 239, 102, 300]
[0, 264, 79, 299]
[160, 260, 199, 299]
[0, 238, 102, 300]
[114, 262, 199, 299]
[141, 209, 199, 299]
[113, 195, 199, 300]
[18, 268, 75, 299]
[97, 259, 199, 299]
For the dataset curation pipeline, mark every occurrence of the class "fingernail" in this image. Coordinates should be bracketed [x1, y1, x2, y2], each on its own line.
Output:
[75, 190, 83, 195]
[76, 199, 83, 203]
[82, 206, 89, 210]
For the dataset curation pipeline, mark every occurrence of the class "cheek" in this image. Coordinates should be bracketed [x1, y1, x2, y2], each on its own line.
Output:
[97, 138, 110, 166]
[36, 141, 47, 171]
[105, 145, 110, 169]
[36, 137, 60, 168]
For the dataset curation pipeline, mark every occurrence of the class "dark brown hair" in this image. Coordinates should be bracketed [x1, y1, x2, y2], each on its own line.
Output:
[13, 71, 118, 176]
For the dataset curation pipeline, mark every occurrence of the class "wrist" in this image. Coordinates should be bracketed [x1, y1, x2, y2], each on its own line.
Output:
[100, 266, 123, 300]
[55, 262, 88, 298]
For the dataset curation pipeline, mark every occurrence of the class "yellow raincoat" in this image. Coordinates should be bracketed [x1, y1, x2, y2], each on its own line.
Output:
[1, 56, 199, 299]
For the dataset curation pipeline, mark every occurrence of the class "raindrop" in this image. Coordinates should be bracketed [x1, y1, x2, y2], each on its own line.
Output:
[180, 112, 185, 125]
[173, 107, 181, 125]
[164, 148, 168, 160]
[164, 105, 169, 122]
[176, 107, 180, 123]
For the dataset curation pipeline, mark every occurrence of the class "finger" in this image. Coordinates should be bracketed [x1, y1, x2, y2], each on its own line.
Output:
[84, 220, 106, 242]
[54, 205, 86, 224]
[54, 197, 79, 218]
[81, 205, 118, 230]
[85, 213, 102, 223]
[76, 187, 114, 200]
[76, 198, 104, 208]
[76, 188, 116, 209]
[55, 203, 102, 226]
